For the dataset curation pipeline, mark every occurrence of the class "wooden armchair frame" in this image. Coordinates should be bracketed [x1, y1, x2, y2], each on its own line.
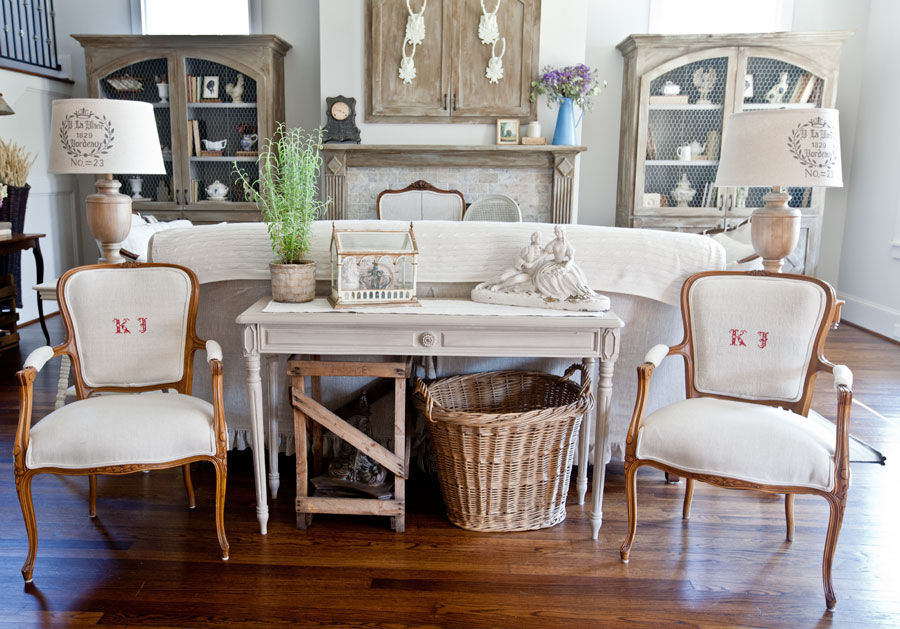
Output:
[13, 262, 229, 582]
[619, 270, 852, 610]
[376, 179, 466, 220]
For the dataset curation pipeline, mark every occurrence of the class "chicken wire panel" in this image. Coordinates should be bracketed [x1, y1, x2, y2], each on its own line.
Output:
[643, 56, 728, 212]
[100, 57, 175, 204]
[740, 57, 823, 213]
[183, 57, 259, 204]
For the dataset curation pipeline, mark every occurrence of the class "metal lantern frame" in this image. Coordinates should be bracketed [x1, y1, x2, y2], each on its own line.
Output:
[329, 222, 420, 309]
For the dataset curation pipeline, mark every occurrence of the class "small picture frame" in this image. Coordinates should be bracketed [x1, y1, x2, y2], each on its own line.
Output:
[496, 119, 520, 145]
[202, 75, 220, 100]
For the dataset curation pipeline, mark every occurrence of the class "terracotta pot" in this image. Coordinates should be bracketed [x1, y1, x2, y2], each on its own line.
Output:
[270, 261, 316, 303]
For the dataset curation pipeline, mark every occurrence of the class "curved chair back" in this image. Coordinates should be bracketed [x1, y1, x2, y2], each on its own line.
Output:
[377, 180, 465, 221]
[463, 194, 522, 222]
[56, 263, 201, 396]
[681, 272, 836, 408]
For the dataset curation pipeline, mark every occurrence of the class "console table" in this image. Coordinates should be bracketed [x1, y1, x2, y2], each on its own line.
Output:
[0, 233, 47, 343]
[237, 297, 623, 538]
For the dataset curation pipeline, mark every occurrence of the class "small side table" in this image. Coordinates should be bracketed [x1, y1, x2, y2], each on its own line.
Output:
[0, 233, 48, 344]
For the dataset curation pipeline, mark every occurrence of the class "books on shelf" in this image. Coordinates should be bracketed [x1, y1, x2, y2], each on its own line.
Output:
[185, 75, 222, 103]
[649, 94, 690, 105]
[0, 221, 11, 237]
[191, 179, 199, 203]
[789, 73, 818, 104]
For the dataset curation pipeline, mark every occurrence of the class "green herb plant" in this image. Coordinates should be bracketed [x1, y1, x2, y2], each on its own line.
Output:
[234, 123, 330, 264]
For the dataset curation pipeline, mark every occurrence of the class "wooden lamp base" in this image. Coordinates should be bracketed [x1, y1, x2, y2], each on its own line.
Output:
[85, 174, 131, 264]
[751, 186, 801, 273]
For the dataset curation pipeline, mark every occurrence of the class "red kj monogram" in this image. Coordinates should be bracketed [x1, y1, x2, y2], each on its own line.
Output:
[113, 317, 148, 334]
[729, 328, 769, 348]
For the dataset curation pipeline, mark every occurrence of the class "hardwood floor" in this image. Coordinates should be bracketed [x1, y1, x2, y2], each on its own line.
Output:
[0, 316, 897, 627]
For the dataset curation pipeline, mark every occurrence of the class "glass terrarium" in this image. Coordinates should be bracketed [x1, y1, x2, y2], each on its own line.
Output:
[329, 224, 419, 308]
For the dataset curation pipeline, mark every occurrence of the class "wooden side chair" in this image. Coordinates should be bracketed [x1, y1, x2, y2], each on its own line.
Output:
[14, 262, 229, 582]
[619, 271, 852, 610]
[376, 180, 466, 221]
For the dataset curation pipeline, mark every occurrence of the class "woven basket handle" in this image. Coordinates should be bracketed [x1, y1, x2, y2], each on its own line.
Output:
[413, 377, 436, 420]
[561, 362, 592, 400]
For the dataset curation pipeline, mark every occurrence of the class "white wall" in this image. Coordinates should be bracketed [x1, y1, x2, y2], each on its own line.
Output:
[0, 71, 76, 324]
[835, 0, 900, 339]
[791, 0, 869, 286]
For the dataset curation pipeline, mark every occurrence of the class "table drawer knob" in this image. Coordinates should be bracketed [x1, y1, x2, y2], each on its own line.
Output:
[419, 332, 436, 347]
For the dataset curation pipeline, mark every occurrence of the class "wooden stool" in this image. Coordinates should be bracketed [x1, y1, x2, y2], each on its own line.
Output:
[288, 356, 411, 532]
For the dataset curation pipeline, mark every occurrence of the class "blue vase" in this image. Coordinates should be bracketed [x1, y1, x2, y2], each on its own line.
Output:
[553, 97, 582, 146]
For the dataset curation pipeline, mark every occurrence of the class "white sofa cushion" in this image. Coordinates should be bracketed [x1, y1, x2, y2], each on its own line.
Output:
[635, 397, 838, 491]
[26, 393, 216, 469]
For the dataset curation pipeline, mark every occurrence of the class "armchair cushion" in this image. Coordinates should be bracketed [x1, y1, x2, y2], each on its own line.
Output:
[26, 393, 215, 469]
[635, 397, 838, 491]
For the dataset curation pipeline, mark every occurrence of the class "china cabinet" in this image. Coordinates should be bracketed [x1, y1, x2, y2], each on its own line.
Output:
[74, 35, 291, 223]
[615, 32, 850, 274]
[366, 0, 540, 122]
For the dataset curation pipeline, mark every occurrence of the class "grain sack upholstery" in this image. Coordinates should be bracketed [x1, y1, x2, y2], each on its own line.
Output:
[688, 274, 827, 402]
[63, 266, 192, 387]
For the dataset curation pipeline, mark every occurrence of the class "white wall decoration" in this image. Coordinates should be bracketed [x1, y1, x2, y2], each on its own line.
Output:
[399, 38, 418, 84]
[478, 0, 501, 46]
[399, 0, 426, 84]
[485, 37, 506, 84]
[404, 0, 426, 45]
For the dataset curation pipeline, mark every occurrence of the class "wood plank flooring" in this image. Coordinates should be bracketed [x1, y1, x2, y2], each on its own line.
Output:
[0, 316, 897, 627]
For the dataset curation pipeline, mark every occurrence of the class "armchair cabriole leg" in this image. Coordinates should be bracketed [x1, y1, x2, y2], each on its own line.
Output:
[183, 464, 196, 509]
[89, 475, 97, 517]
[823, 494, 845, 611]
[682, 478, 694, 519]
[16, 472, 37, 582]
[619, 461, 639, 563]
[214, 458, 229, 560]
[785, 493, 795, 541]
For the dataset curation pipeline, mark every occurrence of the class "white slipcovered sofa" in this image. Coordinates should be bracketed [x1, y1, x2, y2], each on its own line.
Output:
[148, 220, 725, 467]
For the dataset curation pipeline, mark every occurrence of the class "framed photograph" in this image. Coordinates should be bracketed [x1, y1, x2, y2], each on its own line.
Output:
[496, 119, 520, 145]
[202, 75, 220, 100]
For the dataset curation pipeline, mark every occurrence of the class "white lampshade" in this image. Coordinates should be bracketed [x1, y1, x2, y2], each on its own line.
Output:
[48, 98, 165, 175]
[715, 108, 842, 188]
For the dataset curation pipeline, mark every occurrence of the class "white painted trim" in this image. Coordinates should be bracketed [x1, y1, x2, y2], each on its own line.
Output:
[248, 0, 262, 34]
[892, 240, 900, 260]
[837, 290, 900, 340]
[130, 0, 144, 34]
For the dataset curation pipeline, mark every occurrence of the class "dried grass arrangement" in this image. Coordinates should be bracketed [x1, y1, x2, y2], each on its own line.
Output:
[0, 138, 36, 187]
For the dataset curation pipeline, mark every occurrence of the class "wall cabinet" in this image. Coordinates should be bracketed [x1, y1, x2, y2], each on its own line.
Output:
[75, 35, 290, 224]
[615, 32, 850, 274]
[365, 0, 539, 123]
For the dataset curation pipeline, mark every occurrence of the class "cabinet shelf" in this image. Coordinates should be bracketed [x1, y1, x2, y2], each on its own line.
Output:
[646, 160, 719, 166]
[191, 156, 258, 162]
[648, 103, 723, 111]
[741, 102, 818, 110]
[187, 102, 257, 108]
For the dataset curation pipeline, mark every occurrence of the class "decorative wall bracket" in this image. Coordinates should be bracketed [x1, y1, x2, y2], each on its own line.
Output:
[399, 39, 418, 84]
[478, 0, 501, 45]
[485, 37, 506, 84]
[399, 0, 426, 84]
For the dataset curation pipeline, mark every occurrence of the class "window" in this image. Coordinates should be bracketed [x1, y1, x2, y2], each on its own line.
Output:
[135, 0, 260, 35]
[648, 0, 793, 34]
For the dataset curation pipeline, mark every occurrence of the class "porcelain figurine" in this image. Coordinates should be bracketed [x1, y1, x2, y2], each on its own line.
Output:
[225, 74, 245, 103]
[205, 180, 229, 201]
[202, 138, 227, 152]
[471, 226, 610, 312]
[693, 67, 717, 105]
[661, 80, 681, 96]
[671, 173, 696, 207]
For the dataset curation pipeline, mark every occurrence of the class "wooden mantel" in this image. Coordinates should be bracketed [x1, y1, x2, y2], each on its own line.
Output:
[321, 144, 587, 223]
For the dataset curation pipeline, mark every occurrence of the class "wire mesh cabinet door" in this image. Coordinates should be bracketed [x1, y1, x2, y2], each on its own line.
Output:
[634, 47, 738, 232]
[91, 52, 181, 216]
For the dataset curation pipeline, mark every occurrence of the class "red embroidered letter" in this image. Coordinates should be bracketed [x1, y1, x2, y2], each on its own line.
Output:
[757, 331, 769, 349]
[729, 329, 747, 347]
[138, 317, 148, 334]
[113, 318, 131, 334]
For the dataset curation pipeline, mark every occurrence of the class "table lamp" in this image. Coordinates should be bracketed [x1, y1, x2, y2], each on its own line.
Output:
[48, 99, 164, 263]
[715, 108, 842, 273]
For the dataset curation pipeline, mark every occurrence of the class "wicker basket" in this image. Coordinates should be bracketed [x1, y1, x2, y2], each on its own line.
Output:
[413, 365, 593, 532]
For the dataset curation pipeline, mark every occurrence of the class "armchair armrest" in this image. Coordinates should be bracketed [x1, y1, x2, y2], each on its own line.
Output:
[23, 346, 54, 372]
[832, 364, 852, 390]
[643, 344, 670, 368]
[205, 340, 223, 363]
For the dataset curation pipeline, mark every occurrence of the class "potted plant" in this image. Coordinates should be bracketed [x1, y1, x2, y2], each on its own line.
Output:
[530, 64, 606, 146]
[0, 138, 36, 306]
[235, 123, 330, 303]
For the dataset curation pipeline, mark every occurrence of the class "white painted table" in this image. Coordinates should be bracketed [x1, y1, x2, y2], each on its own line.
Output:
[237, 297, 623, 537]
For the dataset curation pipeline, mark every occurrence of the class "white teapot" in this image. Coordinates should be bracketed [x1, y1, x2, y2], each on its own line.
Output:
[205, 180, 229, 201]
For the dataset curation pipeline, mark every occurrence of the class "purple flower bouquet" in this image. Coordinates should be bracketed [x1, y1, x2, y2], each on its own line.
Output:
[530, 64, 606, 110]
